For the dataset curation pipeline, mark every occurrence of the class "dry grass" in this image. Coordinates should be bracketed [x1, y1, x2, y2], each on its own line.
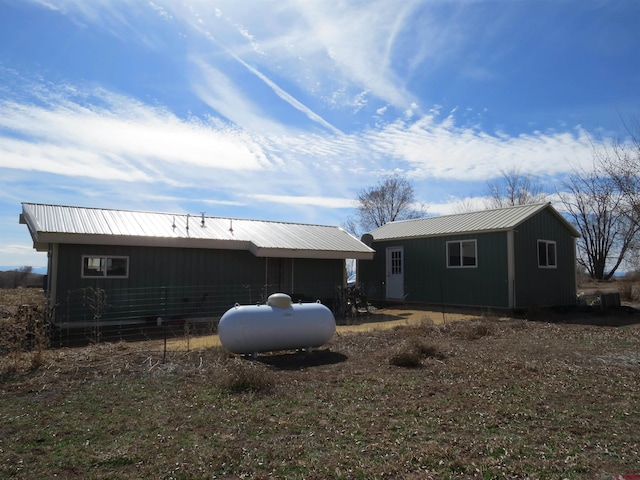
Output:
[1, 290, 640, 478]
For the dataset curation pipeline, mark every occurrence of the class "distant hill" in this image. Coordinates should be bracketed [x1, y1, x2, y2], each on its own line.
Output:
[0, 266, 47, 275]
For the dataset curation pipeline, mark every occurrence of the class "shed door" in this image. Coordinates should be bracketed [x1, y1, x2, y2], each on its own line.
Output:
[386, 247, 404, 300]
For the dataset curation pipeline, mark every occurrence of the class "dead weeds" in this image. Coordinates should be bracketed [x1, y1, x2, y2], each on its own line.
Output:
[1, 309, 640, 479]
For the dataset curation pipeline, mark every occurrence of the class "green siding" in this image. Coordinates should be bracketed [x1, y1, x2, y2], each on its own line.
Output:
[513, 209, 577, 307]
[360, 232, 510, 308]
[52, 244, 343, 324]
[359, 208, 578, 309]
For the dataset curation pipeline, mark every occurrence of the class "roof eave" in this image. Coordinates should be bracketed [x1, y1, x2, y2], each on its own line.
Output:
[28, 233, 376, 260]
[373, 227, 513, 242]
[251, 245, 375, 260]
[31, 232, 253, 251]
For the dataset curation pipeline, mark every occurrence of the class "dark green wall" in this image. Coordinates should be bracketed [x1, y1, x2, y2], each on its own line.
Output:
[359, 232, 510, 308]
[53, 244, 344, 324]
[513, 209, 577, 307]
[358, 209, 578, 309]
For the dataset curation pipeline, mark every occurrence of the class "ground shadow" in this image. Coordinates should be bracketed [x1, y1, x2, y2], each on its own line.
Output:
[528, 305, 640, 327]
[252, 349, 348, 370]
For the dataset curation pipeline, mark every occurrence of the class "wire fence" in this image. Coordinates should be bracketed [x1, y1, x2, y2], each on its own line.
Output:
[1, 282, 377, 357]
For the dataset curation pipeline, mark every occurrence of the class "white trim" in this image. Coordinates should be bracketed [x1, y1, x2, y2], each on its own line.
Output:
[537, 239, 557, 269]
[446, 239, 478, 268]
[385, 246, 404, 300]
[30, 232, 374, 260]
[81, 255, 130, 278]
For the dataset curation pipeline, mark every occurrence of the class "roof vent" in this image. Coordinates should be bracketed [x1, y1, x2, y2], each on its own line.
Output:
[360, 233, 374, 247]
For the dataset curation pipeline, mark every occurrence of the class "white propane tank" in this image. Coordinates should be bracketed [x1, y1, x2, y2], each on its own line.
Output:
[218, 293, 336, 355]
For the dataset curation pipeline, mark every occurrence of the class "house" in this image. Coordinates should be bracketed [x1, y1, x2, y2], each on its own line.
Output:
[357, 203, 580, 310]
[20, 203, 374, 326]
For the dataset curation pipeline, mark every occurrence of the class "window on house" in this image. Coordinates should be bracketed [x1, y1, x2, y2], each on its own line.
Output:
[447, 240, 477, 268]
[538, 240, 557, 268]
[390, 249, 402, 274]
[82, 256, 129, 278]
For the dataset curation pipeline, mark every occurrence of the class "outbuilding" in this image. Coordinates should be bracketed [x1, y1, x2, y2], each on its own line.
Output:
[20, 203, 374, 326]
[357, 203, 580, 310]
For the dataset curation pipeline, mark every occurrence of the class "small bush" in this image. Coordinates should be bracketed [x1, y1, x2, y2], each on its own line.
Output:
[389, 348, 423, 368]
[442, 320, 496, 340]
[219, 361, 275, 393]
[414, 341, 446, 360]
[389, 339, 445, 368]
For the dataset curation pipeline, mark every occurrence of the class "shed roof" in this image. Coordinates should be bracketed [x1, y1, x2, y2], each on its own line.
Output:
[20, 203, 375, 260]
[367, 203, 580, 241]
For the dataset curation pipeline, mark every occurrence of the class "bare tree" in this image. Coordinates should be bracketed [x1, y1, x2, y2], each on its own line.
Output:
[2, 266, 34, 288]
[486, 167, 547, 209]
[558, 165, 640, 280]
[599, 119, 640, 219]
[352, 174, 426, 232]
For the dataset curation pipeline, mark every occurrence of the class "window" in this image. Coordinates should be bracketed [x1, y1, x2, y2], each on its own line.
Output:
[538, 240, 557, 268]
[390, 249, 402, 274]
[82, 256, 129, 278]
[447, 240, 477, 268]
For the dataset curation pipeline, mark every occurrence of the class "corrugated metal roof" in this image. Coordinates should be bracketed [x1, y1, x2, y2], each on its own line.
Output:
[369, 203, 580, 240]
[21, 203, 375, 260]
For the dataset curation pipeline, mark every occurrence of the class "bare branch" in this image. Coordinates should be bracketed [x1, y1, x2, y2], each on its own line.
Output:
[485, 166, 547, 209]
[354, 174, 427, 232]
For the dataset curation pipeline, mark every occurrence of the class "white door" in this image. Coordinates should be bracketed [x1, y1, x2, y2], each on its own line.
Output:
[386, 247, 404, 300]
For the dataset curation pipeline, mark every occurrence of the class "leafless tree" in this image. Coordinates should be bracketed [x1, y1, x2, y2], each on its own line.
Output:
[486, 167, 547, 209]
[352, 174, 426, 233]
[558, 165, 640, 280]
[451, 198, 481, 214]
[598, 119, 640, 220]
[0, 266, 34, 288]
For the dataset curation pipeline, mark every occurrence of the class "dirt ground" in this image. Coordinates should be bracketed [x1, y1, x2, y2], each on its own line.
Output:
[163, 305, 481, 351]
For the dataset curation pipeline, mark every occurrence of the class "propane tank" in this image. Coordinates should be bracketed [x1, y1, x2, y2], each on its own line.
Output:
[218, 293, 335, 355]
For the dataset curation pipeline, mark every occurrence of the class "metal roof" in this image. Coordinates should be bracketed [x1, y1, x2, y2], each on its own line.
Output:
[20, 203, 375, 260]
[368, 202, 580, 240]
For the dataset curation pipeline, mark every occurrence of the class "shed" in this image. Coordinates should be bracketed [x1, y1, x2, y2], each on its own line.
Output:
[20, 203, 374, 326]
[357, 203, 579, 309]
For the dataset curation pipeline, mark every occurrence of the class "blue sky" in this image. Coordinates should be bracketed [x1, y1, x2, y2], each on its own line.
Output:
[1, 0, 639, 269]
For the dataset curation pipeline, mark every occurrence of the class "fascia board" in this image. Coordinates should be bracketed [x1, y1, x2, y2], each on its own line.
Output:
[250, 244, 375, 260]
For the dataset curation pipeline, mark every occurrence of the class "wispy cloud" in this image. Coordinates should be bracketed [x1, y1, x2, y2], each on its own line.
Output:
[0, 75, 599, 207]
[0, 86, 272, 182]
[364, 115, 595, 181]
[247, 194, 354, 209]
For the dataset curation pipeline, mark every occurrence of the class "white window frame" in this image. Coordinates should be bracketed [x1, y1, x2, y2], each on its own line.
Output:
[82, 255, 129, 278]
[537, 240, 557, 269]
[446, 239, 478, 268]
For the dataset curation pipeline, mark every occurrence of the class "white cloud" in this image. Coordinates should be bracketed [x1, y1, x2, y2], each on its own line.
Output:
[191, 55, 342, 135]
[363, 116, 595, 181]
[0, 242, 46, 268]
[0, 90, 272, 185]
[0, 75, 602, 209]
[43, 0, 423, 112]
[247, 194, 354, 209]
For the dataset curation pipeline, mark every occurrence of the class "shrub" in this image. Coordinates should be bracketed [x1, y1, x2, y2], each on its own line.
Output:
[442, 319, 496, 340]
[389, 348, 422, 368]
[219, 361, 275, 393]
[389, 339, 445, 368]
